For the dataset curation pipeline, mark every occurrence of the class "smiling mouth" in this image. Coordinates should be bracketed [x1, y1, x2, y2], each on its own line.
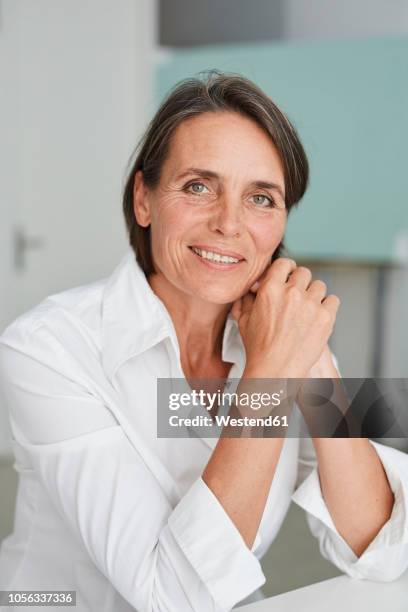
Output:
[188, 245, 245, 265]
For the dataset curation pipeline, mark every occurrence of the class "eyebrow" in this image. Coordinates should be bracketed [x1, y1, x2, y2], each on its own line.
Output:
[175, 167, 285, 202]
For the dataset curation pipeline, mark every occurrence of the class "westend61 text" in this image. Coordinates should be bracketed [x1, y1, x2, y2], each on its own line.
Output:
[169, 414, 289, 428]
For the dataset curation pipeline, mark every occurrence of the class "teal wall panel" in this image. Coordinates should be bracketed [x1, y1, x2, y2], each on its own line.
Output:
[156, 38, 408, 262]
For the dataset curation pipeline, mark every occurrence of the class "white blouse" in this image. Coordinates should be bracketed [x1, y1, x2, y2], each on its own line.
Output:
[0, 248, 407, 612]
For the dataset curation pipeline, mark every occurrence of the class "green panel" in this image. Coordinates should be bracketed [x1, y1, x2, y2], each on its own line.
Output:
[156, 38, 408, 263]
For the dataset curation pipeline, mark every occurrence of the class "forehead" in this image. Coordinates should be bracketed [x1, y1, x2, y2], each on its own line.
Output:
[162, 111, 284, 181]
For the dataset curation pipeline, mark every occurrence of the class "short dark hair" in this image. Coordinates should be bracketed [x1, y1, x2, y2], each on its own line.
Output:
[123, 70, 309, 276]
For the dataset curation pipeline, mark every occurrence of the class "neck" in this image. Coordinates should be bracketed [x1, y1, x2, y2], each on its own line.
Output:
[148, 272, 231, 370]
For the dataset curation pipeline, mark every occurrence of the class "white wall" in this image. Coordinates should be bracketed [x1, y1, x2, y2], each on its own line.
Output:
[0, 1, 20, 334]
[1, 0, 158, 324]
[15, 0, 157, 309]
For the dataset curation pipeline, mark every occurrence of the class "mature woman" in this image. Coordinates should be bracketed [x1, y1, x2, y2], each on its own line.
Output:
[0, 72, 407, 612]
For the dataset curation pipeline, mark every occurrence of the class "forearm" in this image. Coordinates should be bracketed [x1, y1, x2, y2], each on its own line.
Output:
[313, 437, 394, 557]
[202, 371, 286, 550]
[307, 351, 394, 556]
[203, 435, 284, 550]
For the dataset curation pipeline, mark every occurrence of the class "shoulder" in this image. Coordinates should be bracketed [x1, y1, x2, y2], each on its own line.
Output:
[0, 276, 123, 445]
[0, 275, 109, 372]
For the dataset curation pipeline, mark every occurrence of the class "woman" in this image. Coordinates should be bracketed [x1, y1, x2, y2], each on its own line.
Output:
[0, 72, 407, 611]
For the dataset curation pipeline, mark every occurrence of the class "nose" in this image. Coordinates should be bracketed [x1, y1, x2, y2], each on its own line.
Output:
[208, 195, 243, 238]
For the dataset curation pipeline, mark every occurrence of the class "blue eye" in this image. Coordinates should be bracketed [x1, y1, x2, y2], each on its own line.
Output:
[251, 194, 275, 207]
[186, 182, 209, 195]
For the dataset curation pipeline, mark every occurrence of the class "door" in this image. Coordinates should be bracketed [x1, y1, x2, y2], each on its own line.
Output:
[0, 0, 157, 454]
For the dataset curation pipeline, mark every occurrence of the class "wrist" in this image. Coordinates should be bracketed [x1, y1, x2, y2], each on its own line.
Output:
[243, 361, 306, 380]
[308, 350, 340, 379]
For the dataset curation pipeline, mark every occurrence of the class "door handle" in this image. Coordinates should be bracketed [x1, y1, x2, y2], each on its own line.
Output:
[13, 226, 45, 271]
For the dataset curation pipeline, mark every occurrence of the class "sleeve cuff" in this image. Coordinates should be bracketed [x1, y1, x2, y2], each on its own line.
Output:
[167, 477, 265, 610]
[291, 440, 408, 579]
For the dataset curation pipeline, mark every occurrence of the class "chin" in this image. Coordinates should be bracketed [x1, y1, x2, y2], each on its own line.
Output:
[190, 284, 245, 305]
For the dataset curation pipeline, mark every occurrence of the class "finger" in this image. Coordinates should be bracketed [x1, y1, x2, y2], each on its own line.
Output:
[241, 292, 255, 316]
[321, 294, 340, 317]
[286, 266, 312, 290]
[307, 279, 327, 302]
[261, 257, 297, 286]
[231, 298, 242, 321]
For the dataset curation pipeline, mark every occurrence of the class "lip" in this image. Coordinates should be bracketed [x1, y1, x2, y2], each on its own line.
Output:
[188, 244, 246, 261]
[188, 247, 244, 271]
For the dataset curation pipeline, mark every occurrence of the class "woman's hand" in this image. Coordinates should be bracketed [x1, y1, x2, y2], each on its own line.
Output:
[231, 258, 340, 379]
[308, 344, 340, 379]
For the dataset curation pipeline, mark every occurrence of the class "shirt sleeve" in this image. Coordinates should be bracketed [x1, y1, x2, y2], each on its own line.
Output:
[292, 434, 408, 582]
[0, 320, 265, 612]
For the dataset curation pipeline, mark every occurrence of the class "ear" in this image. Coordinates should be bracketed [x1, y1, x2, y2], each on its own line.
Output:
[133, 170, 151, 227]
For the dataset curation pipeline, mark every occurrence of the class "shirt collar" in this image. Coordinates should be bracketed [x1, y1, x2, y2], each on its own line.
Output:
[101, 249, 174, 382]
[101, 248, 245, 384]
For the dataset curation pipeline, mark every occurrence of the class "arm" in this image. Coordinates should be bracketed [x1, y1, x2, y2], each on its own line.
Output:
[206, 260, 340, 551]
[308, 349, 394, 558]
[0, 322, 265, 612]
[203, 417, 285, 549]
[312, 437, 394, 557]
[292, 348, 408, 581]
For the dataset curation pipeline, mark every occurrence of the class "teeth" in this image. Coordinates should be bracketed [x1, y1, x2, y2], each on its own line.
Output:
[192, 247, 240, 264]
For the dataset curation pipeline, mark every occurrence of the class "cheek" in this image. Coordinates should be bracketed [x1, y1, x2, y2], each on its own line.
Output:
[149, 198, 195, 265]
[152, 197, 181, 227]
[248, 214, 286, 255]
[152, 197, 207, 240]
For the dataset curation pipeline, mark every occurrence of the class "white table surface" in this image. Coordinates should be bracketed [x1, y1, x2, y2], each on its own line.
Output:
[236, 571, 408, 611]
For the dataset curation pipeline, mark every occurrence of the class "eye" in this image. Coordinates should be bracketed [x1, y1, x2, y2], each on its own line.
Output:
[185, 181, 210, 195]
[251, 194, 276, 208]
